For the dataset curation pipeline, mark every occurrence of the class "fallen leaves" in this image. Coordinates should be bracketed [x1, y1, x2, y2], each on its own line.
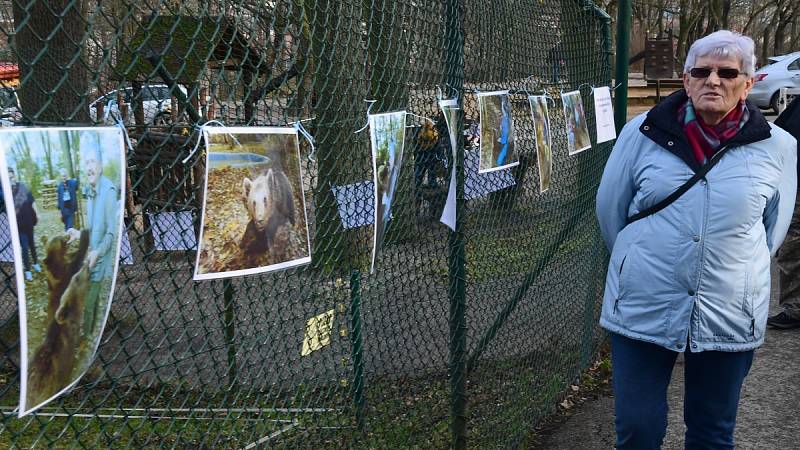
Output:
[198, 166, 310, 274]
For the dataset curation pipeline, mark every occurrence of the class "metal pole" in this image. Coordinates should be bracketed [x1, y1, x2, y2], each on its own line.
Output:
[349, 269, 365, 430]
[614, 0, 632, 133]
[445, 0, 466, 446]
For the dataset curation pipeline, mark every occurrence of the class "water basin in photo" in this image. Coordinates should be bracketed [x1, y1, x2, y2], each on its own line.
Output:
[209, 152, 271, 170]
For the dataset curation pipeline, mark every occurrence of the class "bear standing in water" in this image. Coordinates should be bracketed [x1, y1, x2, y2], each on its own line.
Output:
[239, 165, 296, 256]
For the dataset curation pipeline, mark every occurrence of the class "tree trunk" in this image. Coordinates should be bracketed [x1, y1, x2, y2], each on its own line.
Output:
[310, 0, 370, 273]
[13, 0, 89, 123]
[676, 0, 691, 62]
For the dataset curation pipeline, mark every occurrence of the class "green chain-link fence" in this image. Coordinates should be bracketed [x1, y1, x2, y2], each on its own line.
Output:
[0, 0, 614, 446]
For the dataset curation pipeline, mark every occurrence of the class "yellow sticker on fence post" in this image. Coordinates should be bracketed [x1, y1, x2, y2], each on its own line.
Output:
[301, 309, 335, 356]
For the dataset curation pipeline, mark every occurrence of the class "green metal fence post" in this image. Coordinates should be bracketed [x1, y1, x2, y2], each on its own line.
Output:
[350, 269, 365, 430]
[445, 0, 467, 446]
[614, 0, 632, 132]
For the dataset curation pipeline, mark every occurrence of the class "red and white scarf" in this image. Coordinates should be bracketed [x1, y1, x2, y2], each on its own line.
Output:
[678, 100, 748, 165]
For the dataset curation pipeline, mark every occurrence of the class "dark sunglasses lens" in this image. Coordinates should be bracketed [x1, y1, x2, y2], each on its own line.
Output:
[690, 68, 712, 78]
[717, 68, 740, 78]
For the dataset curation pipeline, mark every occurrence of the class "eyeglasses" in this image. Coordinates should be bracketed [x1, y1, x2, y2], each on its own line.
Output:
[689, 67, 743, 79]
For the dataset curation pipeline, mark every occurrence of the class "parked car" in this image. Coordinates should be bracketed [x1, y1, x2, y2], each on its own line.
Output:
[748, 51, 800, 114]
[0, 86, 20, 126]
[89, 84, 187, 125]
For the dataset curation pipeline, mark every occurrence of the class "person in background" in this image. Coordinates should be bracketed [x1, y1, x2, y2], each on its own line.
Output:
[767, 95, 800, 329]
[56, 168, 79, 231]
[596, 30, 797, 448]
[9, 168, 40, 282]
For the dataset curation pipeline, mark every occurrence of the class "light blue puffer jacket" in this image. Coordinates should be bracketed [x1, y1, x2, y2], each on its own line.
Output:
[597, 93, 797, 352]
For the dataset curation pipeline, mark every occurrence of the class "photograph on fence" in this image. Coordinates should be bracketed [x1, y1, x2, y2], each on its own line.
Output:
[478, 90, 517, 173]
[370, 111, 407, 273]
[529, 95, 554, 193]
[0, 127, 125, 416]
[439, 98, 459, 230]
[561, 90, 592, 155]
[194, 127, 311, 280]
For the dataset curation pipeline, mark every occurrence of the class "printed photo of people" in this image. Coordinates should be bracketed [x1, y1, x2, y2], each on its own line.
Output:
[529, 95, 554, 193]
[478, 91, 517, 173]
[195, 128, 311, 280]
[370, 111, 406, 273]
[0, 127, 125, 416]
[562, 90, 592, 155]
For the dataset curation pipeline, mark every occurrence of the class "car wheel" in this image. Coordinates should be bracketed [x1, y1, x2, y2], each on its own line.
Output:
[771, 91, 781, 115]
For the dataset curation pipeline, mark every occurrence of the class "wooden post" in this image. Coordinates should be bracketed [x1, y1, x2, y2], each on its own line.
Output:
[171, 96, 178, 124]
[132, 81, 145, 126]
[117, 90, 129, 124]
[207, 82, 217, 120]
[199, 86, 208, 121]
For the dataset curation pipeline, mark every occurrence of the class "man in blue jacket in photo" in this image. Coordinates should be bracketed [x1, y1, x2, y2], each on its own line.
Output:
[56, 168, 79, 231]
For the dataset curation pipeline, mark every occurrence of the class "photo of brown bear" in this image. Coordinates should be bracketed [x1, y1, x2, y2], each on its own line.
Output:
[195, 128, 311, 280]
[27, 256, 90, 408]
[0, 127, 126, 416]
[41, 230, 89, 325]
[239, 166, 296, 256]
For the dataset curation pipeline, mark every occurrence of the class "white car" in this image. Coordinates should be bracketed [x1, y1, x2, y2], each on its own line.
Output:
[748, 52, 800, 114]
[89, 84, 187, 125]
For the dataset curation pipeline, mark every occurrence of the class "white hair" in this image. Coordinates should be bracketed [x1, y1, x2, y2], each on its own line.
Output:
[84, 146, 103, 166]
[683, 30, 756, 77]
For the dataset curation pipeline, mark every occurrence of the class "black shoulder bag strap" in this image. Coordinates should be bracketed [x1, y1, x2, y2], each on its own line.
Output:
[625, 144, 734, 225]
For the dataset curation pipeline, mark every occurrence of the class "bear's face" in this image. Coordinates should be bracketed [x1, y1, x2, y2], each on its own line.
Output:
[242, 171, 274, 231]
[42, 235, 69, 288]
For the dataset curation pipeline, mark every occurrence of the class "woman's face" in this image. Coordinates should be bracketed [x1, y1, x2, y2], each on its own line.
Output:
[683, 54, 754, 125]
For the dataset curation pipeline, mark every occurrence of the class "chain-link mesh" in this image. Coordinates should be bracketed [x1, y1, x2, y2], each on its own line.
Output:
[0, 0, 614, 446]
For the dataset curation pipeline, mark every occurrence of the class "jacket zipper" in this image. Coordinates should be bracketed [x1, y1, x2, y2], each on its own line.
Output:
[689, 144, 731, 349]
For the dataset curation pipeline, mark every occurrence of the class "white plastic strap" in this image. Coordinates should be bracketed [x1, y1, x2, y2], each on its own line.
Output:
[354, 100, 377, 134]
[294, 121, 316, 162]
[182, 120, 240, 164]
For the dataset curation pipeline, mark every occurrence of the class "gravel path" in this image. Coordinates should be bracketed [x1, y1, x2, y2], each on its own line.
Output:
[538, 261, 800, 449]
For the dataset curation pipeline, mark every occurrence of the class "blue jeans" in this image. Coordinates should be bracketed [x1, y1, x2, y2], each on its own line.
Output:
[18, 227, 37, 271]
[611, 333, 753, 449]
[62, 212, 74, 230]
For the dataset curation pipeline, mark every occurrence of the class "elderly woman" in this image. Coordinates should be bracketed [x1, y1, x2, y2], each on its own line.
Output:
[596, 30, 797, 448]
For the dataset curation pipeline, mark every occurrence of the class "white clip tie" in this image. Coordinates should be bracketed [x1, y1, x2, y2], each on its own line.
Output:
[294, 120, 316, 162]
[354, 99, 377, 134]
[405, 112, 435, 128]
[576, 83, 595, 95]
[182, 120, 240, 164]
[114, 120, 135, 156]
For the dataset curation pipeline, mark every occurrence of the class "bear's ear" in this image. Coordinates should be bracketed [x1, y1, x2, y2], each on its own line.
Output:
[242, 178, 252, 197]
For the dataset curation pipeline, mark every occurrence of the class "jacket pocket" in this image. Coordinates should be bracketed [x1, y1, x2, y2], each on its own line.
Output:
[613, 255, 626, 314]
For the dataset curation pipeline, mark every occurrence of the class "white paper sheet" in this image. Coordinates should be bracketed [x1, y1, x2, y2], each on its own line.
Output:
[439, 99, 459, 231]
[593, 86, 617, 144]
